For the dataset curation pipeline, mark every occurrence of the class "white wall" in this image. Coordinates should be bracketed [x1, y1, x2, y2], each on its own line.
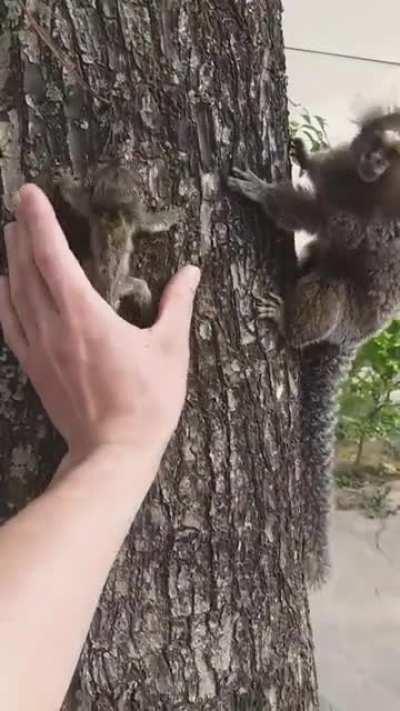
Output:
[283, 0, 400, 143]
[283, 0, 400, 64]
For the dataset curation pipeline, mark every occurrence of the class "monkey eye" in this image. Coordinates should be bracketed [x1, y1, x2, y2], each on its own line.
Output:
[371, 152, 385, 166]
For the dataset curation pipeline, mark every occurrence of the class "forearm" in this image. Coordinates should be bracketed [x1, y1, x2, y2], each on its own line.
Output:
[0, 444, 159, 711]
[228, 168, 324, 233]
[262, 184, 324, 233]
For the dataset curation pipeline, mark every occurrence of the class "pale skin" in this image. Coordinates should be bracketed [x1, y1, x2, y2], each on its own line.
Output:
[0, 184, 200, 711]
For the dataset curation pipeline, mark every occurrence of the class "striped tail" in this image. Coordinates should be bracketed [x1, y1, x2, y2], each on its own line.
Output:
[300, 342, 356, 587]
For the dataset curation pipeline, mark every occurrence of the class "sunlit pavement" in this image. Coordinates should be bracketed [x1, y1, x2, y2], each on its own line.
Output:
[311, 500, 400, 711]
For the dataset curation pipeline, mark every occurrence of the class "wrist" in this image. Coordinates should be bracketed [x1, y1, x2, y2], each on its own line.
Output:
[93, 442, 164, 478]
[57, 440, 162, 475]
[51, 443, 163, 507]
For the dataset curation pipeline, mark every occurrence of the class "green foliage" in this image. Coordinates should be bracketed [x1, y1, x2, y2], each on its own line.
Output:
[289, 104, 330, 153]
[338, 321, 400, 465]
[335, 469, 360, 490]
[361, 484, 392, 519]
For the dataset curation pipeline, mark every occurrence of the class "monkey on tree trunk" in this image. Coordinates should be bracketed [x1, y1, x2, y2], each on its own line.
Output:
[229, 108, 400, 585]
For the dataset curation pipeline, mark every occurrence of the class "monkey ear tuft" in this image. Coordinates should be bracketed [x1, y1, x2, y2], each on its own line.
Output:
[382, 130, 400, 153]
[352, 105, 400, 130]
[352, 105, 387, 128]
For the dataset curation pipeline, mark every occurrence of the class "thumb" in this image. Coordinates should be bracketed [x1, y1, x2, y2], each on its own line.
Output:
[156, 265, 201, 345]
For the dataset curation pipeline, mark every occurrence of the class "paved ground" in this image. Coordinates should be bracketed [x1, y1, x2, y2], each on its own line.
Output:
[311, 502, 400, 711]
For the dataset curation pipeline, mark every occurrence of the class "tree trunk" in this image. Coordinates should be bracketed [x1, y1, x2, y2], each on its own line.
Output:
[0, 1, 319, 708]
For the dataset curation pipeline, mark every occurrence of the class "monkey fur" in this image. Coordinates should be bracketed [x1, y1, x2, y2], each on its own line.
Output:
[38, 163, 181, 327]
[228, 109, 400, 586]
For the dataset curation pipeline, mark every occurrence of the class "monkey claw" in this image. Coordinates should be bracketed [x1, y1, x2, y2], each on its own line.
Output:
[254, 292, 284, 328]
[227, 167, 270, 204]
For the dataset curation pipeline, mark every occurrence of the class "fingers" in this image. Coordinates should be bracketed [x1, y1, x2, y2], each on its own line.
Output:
[226, 176, 248, 193]
[15, 184, 95, 314]
[0, 276, 28, 364]
[155, 265, 200, 349]
[231, 167, 248, 179]
[227, 167, 256, 198]
[5, 221, 58, 342]
[227, 177, 256, 201]
[228, 166, 264, 195]
[230, 167, 258, 180]
[254, 293, 284, 325]
[227, 167, 250, 192]
[4, 223, 34, 331]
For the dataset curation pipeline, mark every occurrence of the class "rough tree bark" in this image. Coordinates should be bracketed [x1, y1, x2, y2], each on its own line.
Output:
[0, 1, 319, 709]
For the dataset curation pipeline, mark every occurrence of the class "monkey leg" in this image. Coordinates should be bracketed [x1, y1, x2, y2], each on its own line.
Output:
[284, 277, 344, 349]
[119, 277, 154, 328]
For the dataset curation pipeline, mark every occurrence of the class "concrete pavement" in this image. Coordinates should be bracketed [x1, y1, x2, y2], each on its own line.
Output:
[311, 508, 400, 711]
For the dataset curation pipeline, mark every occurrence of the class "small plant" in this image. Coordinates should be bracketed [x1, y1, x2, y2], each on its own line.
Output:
[289, 101, 330, 153]
[361, 484, 393, 519]
[335, 468, 361, 490]
[338, 320, 400, 469]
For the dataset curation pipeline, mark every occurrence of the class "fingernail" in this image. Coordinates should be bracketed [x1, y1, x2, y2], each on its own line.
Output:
[186, 265, 201, 288]
[11, 189, 21, 211]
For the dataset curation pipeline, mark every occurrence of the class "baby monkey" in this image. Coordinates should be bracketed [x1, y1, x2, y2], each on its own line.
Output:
[49, 164, 181, 326]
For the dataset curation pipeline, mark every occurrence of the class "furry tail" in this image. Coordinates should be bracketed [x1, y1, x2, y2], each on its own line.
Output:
[300, 342, 356, 587]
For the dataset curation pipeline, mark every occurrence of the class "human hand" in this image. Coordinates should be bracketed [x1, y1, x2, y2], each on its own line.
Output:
[0, 185, 200, 466]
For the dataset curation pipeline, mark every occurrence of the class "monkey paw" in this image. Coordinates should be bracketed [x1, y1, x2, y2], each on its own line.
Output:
[120, 277, 154, 328]
[227, 167, 270, 205]
[254, 292, 284, 328]
[120, 277, 152, 306]
[143, 206, 184, 234]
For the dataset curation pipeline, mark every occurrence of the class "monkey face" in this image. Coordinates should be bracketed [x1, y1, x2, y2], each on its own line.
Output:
[352, 124, 400, 183]
[357, 149, 390, 183]
[353, 134, 390, 183]
[91, 163, 139, 217]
